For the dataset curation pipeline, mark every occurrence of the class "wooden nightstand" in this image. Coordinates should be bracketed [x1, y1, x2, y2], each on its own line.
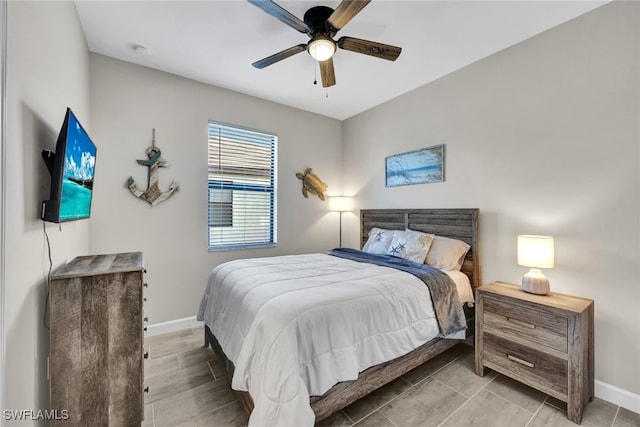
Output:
[475, 281, 594, 424]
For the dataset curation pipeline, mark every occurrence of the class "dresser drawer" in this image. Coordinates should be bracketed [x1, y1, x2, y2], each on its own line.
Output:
[484, 332, 568, 397]
[483, 297, 568, 353]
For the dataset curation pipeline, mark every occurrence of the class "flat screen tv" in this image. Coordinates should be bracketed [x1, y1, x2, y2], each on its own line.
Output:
[41, 108, 97, 223]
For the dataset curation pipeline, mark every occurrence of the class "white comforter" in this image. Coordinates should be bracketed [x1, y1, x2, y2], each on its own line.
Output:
[197, 253, 446, 427]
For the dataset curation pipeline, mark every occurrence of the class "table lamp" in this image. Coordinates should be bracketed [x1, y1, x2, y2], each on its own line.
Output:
[517, 235, 554, 295]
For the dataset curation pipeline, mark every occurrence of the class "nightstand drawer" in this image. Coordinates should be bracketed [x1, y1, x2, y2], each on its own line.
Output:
[483, 297, 568, 353]
[484, 332, 567, 397]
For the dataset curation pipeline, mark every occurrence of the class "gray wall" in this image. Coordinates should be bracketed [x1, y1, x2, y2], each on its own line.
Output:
[5, 0, 91, 422]
[342, 2, 640, 396]
[88, 54, 344, 324]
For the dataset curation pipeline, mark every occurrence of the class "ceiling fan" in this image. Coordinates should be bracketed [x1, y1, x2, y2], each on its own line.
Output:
[248, 0, 402, 88]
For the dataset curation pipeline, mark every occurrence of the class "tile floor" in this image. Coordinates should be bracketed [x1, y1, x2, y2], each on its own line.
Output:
[143, 326, 639, 427]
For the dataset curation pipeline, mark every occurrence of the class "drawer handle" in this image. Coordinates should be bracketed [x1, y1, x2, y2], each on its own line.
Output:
[507, 354, 535, 368]
[507, 317, 536, 329]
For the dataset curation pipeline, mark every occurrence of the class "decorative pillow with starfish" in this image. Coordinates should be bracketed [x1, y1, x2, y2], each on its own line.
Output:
[362, 227, 397, 254]
[386, 229, 435, 263]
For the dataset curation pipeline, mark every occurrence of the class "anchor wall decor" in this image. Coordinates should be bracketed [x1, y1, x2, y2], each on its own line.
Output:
[126, 128, 179, 206]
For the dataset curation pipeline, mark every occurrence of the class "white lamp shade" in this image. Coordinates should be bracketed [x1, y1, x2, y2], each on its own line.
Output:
[517, 235, 554, 269]
[329, 196, 352, 212]
[308, 37, 336, 61]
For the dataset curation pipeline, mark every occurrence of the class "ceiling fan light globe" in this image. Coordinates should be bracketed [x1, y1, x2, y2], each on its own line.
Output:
[308, 38, 336, 61]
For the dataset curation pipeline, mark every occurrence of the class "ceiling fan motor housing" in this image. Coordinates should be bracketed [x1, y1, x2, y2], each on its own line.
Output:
[303, 6, 337, 36]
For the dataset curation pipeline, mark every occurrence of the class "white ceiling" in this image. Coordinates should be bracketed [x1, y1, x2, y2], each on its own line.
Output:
[74, 0, 607, 121]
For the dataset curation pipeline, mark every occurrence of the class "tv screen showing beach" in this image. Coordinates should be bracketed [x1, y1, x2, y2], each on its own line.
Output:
[59, 113, 96, 220]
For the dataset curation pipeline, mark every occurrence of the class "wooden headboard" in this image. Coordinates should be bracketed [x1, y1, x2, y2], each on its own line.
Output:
[360, 209, 480, 290]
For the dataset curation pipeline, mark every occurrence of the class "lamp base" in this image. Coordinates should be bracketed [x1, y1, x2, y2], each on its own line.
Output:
[521, 268, 550, 295]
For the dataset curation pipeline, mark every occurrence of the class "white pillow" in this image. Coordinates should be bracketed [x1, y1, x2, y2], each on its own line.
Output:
[426, 235, 471, 271]
[362, 228, 397, 254]
[386, 229, 435, 263]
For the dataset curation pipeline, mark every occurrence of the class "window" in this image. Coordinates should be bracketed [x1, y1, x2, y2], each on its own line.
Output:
[208, 121, 277, 250]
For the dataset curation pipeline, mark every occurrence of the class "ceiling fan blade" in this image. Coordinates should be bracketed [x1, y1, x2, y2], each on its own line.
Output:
[248, 0, 309, 34]
[319, 57, 336, 88]
[327, 0, 371, 31]
[252, 44, 307, 69]
[337, 36, 402, 61]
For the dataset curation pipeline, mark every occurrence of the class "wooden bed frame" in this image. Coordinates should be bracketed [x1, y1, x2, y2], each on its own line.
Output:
[204, 208, 480, 424]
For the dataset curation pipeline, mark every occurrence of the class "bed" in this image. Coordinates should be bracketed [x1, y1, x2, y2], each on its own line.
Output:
[198, 208, 480, 426]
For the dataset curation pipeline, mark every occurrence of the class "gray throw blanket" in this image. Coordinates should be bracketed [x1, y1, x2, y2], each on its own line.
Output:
[329, 248, 467, 335]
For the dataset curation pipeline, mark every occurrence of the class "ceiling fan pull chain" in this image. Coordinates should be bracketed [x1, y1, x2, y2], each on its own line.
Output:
[313, 62, 318, 85]
[326, 89, 329, 98]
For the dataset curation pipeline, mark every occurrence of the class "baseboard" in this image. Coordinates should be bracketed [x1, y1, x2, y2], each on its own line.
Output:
[145, 316, 203, 337]
[146, 317, 640, 414]
[595, 380, 640, 414]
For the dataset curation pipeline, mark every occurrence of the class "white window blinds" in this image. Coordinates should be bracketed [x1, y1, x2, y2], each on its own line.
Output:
[208, 121, 277, 250]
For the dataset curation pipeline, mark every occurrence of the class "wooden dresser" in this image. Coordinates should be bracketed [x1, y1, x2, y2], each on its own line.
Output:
[475, 281, 594, 424]
[49, 252, 147, 426]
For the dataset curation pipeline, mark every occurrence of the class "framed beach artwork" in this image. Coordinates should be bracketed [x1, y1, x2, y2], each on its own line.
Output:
[385, 144, 445, 187]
